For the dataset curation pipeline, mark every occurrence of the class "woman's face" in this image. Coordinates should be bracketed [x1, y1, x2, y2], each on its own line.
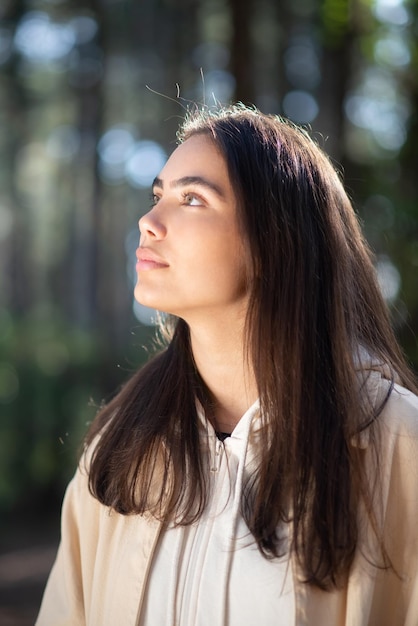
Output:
[135, 133, 250, 323]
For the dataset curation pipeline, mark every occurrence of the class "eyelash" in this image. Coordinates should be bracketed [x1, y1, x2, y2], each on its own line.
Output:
[148, 191, 205, 207]
[149, 192, 160, 207]
[181, 191, 205, 206]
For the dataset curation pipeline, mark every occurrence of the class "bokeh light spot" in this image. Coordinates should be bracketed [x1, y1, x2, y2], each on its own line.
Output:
[376, 256, 401, 302]
[373, 0, 410, 26]
[14, 11, 76, 64]
[282, 91, 319, 123]
[97, 126, 136, 185]
[374, 35, 410, 67]
[125, 141, 167, 189]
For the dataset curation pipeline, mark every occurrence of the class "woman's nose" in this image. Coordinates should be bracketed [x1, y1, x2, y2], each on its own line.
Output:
[138, 206, 167, 240]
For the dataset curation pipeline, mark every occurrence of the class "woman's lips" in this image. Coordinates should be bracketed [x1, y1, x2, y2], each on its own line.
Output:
[136, 247, 169, 271]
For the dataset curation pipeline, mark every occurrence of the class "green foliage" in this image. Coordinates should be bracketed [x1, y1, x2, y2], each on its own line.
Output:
[321, 0, 350, 47]
[0, 311, 134, 518]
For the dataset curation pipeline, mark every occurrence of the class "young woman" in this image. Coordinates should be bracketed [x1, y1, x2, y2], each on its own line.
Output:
[37, 105, 418, 626]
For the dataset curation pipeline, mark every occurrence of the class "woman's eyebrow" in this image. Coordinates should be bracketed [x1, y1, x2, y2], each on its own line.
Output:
[152, 175, 226, 199]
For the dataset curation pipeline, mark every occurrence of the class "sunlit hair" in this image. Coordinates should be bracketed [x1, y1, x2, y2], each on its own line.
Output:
[86, 104, 417, 590]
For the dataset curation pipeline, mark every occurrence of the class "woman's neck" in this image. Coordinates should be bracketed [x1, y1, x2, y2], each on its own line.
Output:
[188, 320, 258, 433]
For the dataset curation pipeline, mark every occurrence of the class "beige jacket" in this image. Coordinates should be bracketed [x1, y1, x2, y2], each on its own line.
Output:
[36, 375, 418, 626]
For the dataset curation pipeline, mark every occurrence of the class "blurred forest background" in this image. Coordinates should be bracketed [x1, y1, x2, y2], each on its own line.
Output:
[0, 0, 417, 622]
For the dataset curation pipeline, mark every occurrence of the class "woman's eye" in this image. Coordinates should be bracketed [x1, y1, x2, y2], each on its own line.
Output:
[149, 192, 160, 207]
[183, 193, 203, 206]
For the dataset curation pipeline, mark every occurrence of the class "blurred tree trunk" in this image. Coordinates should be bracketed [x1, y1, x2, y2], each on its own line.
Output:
[316, 0, 353, 162]
[400, 77, 418, 201]
[252, 0, 286, 111]
[2, 0, 29, 315]
[68, 0, 105, 330]
[229, 0, 255, 104]
[395, 8, 418, 370]
[130, 0, 200, 136]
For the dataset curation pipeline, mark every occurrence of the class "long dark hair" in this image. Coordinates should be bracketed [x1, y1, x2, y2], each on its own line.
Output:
[86, 105, 416, 589]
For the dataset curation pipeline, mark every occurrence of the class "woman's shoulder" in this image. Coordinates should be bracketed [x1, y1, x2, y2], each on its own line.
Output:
[366, 368, 418, 444]
[380, 380, 418, 439]
[354, 368, 418, 450]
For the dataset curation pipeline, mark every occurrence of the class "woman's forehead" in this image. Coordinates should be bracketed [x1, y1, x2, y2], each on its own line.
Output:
[159, 134, 228, 181]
